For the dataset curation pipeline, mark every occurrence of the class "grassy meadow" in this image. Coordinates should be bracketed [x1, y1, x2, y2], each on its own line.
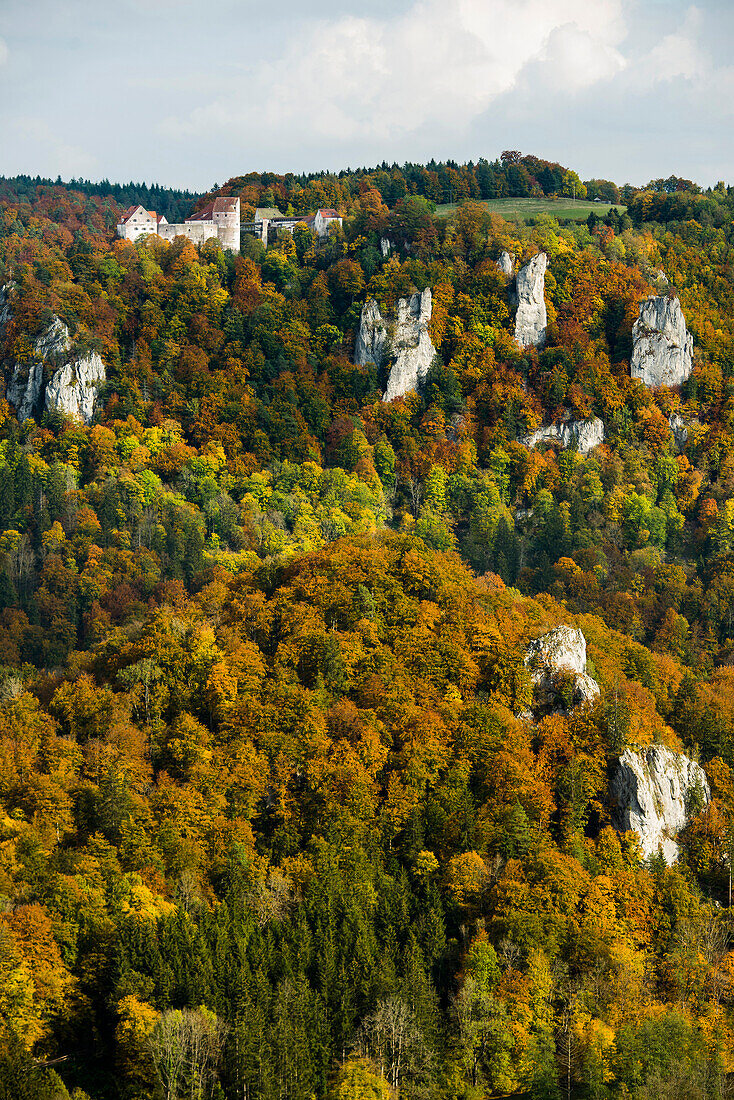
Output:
[435, 195, 626, 221]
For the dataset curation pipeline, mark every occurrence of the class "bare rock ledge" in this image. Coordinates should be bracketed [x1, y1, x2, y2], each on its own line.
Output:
[611, 747, 709, 864]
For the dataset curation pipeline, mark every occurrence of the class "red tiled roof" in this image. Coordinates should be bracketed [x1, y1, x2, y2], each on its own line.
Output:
[318, 209, 339, 218]
[213, 197, 239, 213]
[186, 204, 214, 222]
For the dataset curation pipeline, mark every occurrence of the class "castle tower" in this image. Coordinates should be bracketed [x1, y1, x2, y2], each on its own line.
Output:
[212, 197, 240, 252]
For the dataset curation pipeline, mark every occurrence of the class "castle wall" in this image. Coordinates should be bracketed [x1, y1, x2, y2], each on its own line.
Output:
[120, 201, 241, 252]
[119, 220, 241, 253]
[157, 221, 220, 247]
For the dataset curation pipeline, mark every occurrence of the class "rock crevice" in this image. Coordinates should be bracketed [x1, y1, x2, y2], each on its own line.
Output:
[355, 289, 436, 402]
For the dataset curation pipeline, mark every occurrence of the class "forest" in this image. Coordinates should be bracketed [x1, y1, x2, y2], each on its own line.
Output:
[1, 151, 734, 1100]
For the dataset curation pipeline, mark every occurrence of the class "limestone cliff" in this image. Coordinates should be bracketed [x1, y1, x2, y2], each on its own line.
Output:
[514, 253, 547, 349]
[45, 355, 106, 422]
[496, 251, 514, 277]
[354, 298, 389, 369]
[630, 296, 693, 388]
[524, 625, 600, 714]
[355, 290, 437, 402]
[611, 746, 709, 864]
[520, 416, 604, 456]
[1, 288, 106, 424]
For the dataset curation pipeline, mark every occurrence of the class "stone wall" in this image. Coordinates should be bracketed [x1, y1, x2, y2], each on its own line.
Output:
[213, 206, 241, 251]
[157, 222, 221, 247]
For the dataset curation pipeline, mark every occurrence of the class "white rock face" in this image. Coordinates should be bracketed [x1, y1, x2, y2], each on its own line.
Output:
[45, 353, 106, 422]
[524, 625, 600, 712]
[514, 253, 547, 349]
[575, 672, 602, 705]
[354, 298, 389, 369]
[526, 625, 587, 678]
[355, 290, 437, 402]
[520, 416, 605, 456]
[496, 251, 514, 277]
[631, 296, 693, 388]
[385, 289, 436, 401]
[1, 296, 105, 425]
[611, 746, 709, 864]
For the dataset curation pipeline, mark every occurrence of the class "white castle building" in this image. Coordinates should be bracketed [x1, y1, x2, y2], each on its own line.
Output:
[117, 196, 343, 253]
[117, 196, 241, 252]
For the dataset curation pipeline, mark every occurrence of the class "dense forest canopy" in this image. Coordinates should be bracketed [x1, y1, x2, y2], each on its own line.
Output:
[1, 151, 734, 1100]
[0, 177, 203, 227]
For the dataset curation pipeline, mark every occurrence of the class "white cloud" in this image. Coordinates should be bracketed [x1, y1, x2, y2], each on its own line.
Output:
[536, 24, 626, 91]
[707, 65, 734, 119]
[0, 37, 8, 65]
[2, 0, 732, 189]
[166, 0, 628, 147]
[639, 6, 705, 86]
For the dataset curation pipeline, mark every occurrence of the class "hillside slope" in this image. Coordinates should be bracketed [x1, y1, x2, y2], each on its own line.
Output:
[0, 162, 734, 1099]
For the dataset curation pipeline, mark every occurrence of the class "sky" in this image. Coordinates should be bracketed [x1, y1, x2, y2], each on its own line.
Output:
[0, 0, 732, 192]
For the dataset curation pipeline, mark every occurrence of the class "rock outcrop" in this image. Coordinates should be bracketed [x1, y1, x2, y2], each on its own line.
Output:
[44, 354, 106, 422]
[669, 413, 689, 452]
[514, 253, 547, 349]
[1, 288, 105, 424]
[355, 290, 437, 402]
[524, 625, 600, 714]
[631, 296, 693, 388]
[385, 290, 435, 401]
[354, 298, 389, 370]
[0, 285, 11, 335]
[520, 416, 605, 456]
[496, 251, 514, 277]
[611, 746, 709, 864]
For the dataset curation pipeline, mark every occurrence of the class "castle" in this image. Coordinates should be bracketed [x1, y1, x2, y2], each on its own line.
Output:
[116, 196, 241, 252]
[117, 197, 343, 252]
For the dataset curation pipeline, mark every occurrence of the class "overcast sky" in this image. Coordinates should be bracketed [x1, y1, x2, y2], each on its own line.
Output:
[0, 0, 732, 192]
